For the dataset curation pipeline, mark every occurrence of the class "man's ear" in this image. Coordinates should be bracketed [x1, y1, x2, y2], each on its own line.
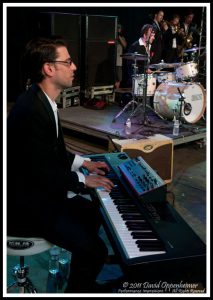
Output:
[42, 62, 54, 77]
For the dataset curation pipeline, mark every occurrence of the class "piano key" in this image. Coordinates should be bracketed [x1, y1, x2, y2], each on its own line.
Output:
[131, 232, 157, 239]
[122, 214, 145, 221]
[96, 189, 166, 259]
[125, 223, 151, 231]
[117, 207, 140, 213]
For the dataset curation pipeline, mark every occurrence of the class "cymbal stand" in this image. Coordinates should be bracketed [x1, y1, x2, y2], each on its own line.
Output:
[112, 57, 138, 122]
[128, 49, 150, 124]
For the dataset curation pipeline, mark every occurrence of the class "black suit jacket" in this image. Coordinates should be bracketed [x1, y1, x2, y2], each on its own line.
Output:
[150, 21, 164, 64]
[178, 22, 199, 48]
[7, 84, 85, 236]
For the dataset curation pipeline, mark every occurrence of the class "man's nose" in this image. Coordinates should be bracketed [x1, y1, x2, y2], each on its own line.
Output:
[72, 62, 77, 71]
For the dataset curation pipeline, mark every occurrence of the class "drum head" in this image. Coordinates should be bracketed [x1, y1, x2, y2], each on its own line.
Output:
[175, 62, 198, 80]
[133, 74, 156, 97]
[182, 83, 206, 123]
[153, 82, 206, 123]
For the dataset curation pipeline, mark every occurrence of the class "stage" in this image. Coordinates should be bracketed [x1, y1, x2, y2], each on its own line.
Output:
[58, 101, 206, 148]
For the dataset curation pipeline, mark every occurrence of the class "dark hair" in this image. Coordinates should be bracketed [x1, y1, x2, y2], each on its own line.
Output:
[140, 24, 153, 37]
[185, 10, 195, 17]
[21, 36, 68, 85]
[153, 9, 164, 16]
[170, 14, 180, 21]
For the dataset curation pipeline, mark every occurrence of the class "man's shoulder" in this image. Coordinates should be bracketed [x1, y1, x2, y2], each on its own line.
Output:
[132, 40, 139, 46]
[129, 40, 139, 50]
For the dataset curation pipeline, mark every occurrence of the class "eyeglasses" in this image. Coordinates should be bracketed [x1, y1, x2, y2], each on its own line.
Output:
[48, 58, 73, 66]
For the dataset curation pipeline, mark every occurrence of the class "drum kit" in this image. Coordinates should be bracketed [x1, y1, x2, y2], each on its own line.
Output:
[113, 46, 206, 126]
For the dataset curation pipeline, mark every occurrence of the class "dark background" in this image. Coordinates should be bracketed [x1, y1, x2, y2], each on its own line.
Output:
[6, 6, 205, 102]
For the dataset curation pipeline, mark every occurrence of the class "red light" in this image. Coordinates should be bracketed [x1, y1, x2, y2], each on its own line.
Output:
[107, 40, 115, 44]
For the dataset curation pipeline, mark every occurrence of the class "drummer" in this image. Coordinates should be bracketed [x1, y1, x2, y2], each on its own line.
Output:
[126, 24, 155, 87]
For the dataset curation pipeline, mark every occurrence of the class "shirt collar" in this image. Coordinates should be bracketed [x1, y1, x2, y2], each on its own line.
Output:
[43, 91, 58, 112]
[154, 20, 160, 29]
[139, 38, 146, 46]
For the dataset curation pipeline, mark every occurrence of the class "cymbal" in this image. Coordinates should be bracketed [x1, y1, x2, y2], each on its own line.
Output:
[148, 62, 180, 69]
[168, 62, 183, 67]
[121, 53, 148, 61]
[167, 81, 189, 87]
[152, 70, 174, 74]
[184, 46, 205, 53]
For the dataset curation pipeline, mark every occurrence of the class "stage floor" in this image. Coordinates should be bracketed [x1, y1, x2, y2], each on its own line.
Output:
[58, 102, 206, 146]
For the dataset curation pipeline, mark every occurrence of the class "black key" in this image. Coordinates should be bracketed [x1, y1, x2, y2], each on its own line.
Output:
[122, 214, 144, 221]
[136, 240, 165, 251]
[131, 232, 156, 239]
[113, 199, 132, 205]
[117, 206, 140, 213]
[126, 223, 151, 230]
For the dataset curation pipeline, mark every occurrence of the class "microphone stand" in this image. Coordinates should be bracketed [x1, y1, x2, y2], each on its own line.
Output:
[177, 87, 185, 124]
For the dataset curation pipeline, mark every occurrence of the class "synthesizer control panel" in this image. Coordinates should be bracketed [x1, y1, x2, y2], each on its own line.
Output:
[118, 156, 166, 198]
[81, 152, 166, 202]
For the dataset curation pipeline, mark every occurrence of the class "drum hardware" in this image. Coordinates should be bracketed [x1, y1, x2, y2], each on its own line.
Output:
[198, 50, 206, 60]
[120, 53, 148, 61]
[177, 87, 186, 124]
[184, 46, 205, 53]
[128, 75, 151, 125]
[113, 52, 151, 125]
[129, 47, 154, 125]
[112, 54, 141, 122]
[149, 61, 182, 70]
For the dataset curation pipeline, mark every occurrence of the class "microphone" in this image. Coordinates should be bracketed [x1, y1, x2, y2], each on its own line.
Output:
[146, 36, 150, 46]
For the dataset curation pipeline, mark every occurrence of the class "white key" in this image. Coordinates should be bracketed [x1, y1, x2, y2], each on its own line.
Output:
[97, 189, 166, 259]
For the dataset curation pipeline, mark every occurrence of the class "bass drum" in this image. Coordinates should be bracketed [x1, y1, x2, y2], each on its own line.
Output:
[153, 81, 206, 123]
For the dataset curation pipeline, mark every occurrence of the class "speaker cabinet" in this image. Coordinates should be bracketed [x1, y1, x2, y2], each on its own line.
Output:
[85, 41, 116, 86]
[86, 15, 117, 40]
[38, 12, 81, 86]
[83, 15, 117, 87]
[109, 134, 174, 184]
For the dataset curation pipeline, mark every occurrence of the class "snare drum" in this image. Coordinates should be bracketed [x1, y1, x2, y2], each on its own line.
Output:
[133, 74, 156, 96]
[175, 61, 198, 81]
[157, 72, 176, 83]
[153, 81, 206, 123]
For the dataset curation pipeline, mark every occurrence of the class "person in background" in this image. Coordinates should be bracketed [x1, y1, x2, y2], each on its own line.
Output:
[7, 36, 115, 293]
[162, 14, 181, 63]
[150, 9, 168, 64]
[177, 10, 200, 60]
[115, 23, 127, 89]
[126, 24, 155, 86]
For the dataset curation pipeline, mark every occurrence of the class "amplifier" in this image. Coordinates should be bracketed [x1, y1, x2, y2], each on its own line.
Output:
[56, 86, 80, 108]
[108, 134, 174, 184]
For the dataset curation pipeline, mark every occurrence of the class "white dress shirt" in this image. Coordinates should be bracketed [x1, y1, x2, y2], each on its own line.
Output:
[44, 91, 90, 198]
